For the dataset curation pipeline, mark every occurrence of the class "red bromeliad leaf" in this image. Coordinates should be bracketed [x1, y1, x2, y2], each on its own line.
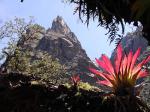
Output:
[95, 58, 116, 79]
[132, 55, 150, 75]
[130, 47, 141, 71]
[143, 55, 150, 63]
[133, 62, 145, 74]
[95, 58, 107, 72]
[95, 58, 114, 77]
[132, 69, 148, 81]
[120, 55, 128, 77]
[115, 44, 123, 74]
[88, 68, 106, 79]
[96, 55, 115, 77]
[89, 67, 116, 86]
[127, 51, 133, 73]
[88, 68, 112, 81]
[101, 54, 115, 75]
[137, 70, 148, 79]
[96, 80, 113, 87]
[71, 75, 80, 85]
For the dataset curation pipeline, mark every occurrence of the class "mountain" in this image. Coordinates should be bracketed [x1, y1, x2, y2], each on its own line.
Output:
[23, 16, 96, 84]
[111, 27, 148, 62]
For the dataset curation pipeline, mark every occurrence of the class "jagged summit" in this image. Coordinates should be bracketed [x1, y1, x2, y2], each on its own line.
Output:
[51, 16, 71, 35]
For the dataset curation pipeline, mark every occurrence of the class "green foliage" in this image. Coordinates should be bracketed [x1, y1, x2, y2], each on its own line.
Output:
[4, 48, 68, 85]
[6, 48, 31, 73]
[0, 17, 33, 39]
[30, 52, 68, 85]
[64, 81, 100, 92]
[78, 82, 95, 91]
[0, 17, 45, 47]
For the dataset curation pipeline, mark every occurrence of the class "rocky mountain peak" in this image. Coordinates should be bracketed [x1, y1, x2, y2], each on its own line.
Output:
[51, 16, 71, 35]
[21, 16, 96, 85]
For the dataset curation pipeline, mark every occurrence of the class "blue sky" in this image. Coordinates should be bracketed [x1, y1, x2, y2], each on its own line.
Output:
[0, 0, 134, 60]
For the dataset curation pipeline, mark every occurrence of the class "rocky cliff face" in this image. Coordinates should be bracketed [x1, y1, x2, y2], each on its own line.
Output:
[120, 27, 148, 54]
[24, 16, 95, 84]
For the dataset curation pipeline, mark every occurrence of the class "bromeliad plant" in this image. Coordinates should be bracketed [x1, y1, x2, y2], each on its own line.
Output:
[89, 44, 150, 96]
[71, 75, 81, 86]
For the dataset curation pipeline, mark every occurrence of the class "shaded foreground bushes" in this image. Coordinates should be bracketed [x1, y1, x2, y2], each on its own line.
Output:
[0, 72, 149, 112]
